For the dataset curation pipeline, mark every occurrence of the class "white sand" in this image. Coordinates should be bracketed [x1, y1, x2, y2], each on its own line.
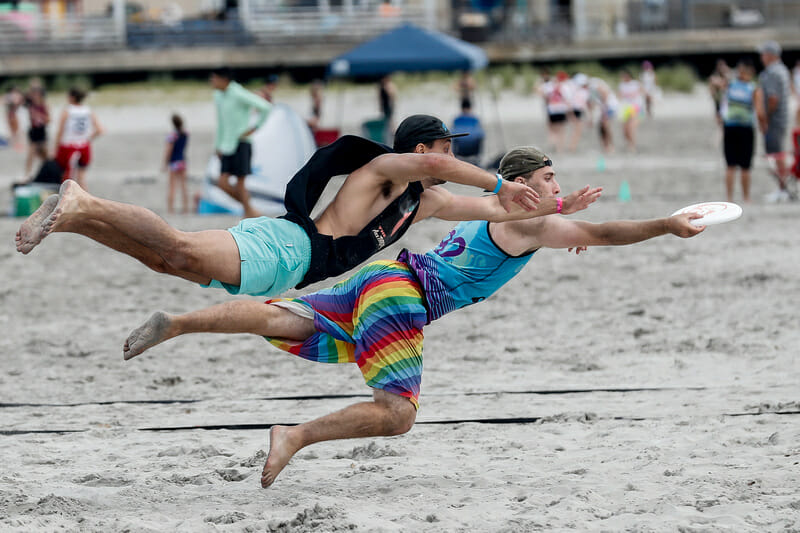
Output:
[1, 83, 799, 531]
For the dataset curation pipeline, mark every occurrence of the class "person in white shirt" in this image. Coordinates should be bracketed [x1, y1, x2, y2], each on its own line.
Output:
[53, 87, 103, 191]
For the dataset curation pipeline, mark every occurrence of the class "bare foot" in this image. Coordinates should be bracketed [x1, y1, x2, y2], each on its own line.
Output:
[15, 194, 59, 254]
[42, 180, 90, 236]
[123, 311, 174, 360]
[261, 426, 300, 488]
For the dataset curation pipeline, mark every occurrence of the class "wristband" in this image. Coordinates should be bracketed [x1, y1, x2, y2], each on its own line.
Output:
[491, 174, 503, 194]
[555, 197, 563, 213]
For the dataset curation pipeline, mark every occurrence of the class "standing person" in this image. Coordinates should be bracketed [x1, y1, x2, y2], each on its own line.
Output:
[163, 113, 190, 214]
[617, 70, 644, 152]
[539, 70, 572, 152]
[122, 147, 703, 489]
[709, 59, 731, 128]
[791, 107, 800, 185]
[378, 74, 397, 140]
[568, 73, 590, 152]
[53, 87, 103, 191]
[307, 79, 324, 132]
[210, 67, 272, 218]
[720, 59, 757, 203]
[588, 76, 617, 153]
[791, 60, 800, 105]
[17, 115, 540, 299]
[260, 74, 279, 103]
[755, 41, 792, 202]
[4, 86, 24, 149]
[454, 70, 476, 110]
[640, 60, 659, 118]
[23, 81, 50, 180]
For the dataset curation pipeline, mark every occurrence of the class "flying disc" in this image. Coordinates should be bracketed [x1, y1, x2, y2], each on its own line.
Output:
[671, 201, 742, 226]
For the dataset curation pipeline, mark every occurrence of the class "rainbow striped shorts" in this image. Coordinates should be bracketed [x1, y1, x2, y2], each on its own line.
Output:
[265, 260, 427, 409]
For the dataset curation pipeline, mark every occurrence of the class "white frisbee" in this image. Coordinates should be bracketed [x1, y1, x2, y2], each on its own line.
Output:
[671, 201, 743, 226]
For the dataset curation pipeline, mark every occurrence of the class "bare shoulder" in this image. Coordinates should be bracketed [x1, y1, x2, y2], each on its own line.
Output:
[415, 186, 451, 221]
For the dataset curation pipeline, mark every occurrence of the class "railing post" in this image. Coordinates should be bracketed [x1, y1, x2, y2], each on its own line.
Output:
[112, 0, 126, 47]
[239, 0, 251, 32]
[424, 0, 436, 30]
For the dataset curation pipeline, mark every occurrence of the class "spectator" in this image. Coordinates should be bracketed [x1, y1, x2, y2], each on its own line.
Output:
[261, 74, 279, 103]
[451, 101, 484, 165]
[23, 80, 50, 180]
[617, 70, 644, 152]
[640, 60, 659, 118]
[163, 113, 190, 214]
[209, 66, 271, 217]
[709, 59, 731, 127]
[307, 79, 324, 132]
[4, 86, 24, 149]
[756, 41, 792, 202]
[53, 87, 103, 191]
[454, 70, 476, 110]
[720, 59, 757, 203]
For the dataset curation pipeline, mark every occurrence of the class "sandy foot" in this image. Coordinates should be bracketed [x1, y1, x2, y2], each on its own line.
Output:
[15, 194, 59, 254]
[124, 311, 172, 361]
[261, 426, 299, 488]
[42, 180, 89, 236]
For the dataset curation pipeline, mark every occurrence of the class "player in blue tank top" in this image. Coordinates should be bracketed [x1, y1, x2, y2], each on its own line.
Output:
[120, 146, 708, 488]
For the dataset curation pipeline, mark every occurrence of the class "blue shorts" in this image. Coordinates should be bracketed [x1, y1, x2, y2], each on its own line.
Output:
[203, 217, 311, 297]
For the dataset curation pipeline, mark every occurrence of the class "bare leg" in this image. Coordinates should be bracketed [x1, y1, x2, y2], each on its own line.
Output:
[178, 170, 189, 214]
[741, 169, 751, 203]
[123, 300, 316, 360]
[235, 177, 259, 218]
[262, 389, 417, 488]
[167, 170, 176, 214]
[75, 168, 88, 191]
[725, 166, 735, 202]
[36, 180, 242, 285]
[216, 172, 241, 202]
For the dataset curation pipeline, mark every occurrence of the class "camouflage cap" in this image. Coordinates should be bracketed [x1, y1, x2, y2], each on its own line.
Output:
[498, 147, 553, 180]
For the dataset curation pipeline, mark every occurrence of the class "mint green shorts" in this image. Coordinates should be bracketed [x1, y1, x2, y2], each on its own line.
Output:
[203, 217, 311, 297]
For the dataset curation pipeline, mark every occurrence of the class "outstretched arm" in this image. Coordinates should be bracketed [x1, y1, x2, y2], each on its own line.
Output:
[420, 185, 602, 223]
[536, 212, 705, 250]
[369, 152, 539, 211]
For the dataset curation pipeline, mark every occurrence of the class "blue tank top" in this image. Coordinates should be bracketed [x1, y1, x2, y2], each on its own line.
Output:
[399, 220, 535, 323]
[722, 79, 755, 127]
[168, 131, 188, 163]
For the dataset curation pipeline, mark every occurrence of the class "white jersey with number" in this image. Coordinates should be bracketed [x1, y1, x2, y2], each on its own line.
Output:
[60, 104, 93, 146]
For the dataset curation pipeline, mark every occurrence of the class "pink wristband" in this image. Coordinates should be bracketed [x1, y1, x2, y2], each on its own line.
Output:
[556, 197, 563, 213]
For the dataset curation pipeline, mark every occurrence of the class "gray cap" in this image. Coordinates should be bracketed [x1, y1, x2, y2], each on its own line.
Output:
[498, 147, 553, 179]
[757, 40, 782, 56]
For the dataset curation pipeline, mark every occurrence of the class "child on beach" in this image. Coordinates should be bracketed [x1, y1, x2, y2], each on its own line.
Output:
[163, 113, 189, 214]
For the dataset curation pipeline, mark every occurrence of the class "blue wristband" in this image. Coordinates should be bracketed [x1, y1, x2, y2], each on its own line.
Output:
[491, 174, 503, 194]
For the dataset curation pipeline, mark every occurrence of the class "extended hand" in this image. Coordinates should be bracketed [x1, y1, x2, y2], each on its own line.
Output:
[497, 179, 539, 212]
[562, 185, 603, 215]
[668, 213, 706, 238]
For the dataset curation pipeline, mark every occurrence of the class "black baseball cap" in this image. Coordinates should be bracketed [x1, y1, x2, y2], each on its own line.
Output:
[393, 114, 469, 153]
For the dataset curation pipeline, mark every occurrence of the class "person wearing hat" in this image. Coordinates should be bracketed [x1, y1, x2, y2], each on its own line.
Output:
[121, 147, 704, 489]
[17, 114, 545, 300]
[756, 40, 793, 201]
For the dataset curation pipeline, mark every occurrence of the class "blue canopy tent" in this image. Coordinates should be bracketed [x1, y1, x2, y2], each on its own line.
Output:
[328, 22, 488, 78]
[327, 23, 492, 156]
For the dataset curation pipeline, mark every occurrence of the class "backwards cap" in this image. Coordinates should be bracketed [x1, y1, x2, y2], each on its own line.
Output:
[498, 147, 553, 179]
